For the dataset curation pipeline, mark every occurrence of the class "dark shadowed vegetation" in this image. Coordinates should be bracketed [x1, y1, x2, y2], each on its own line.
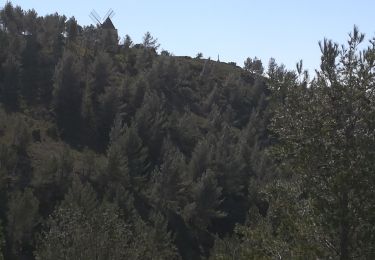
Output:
[0, 3, 374, 259]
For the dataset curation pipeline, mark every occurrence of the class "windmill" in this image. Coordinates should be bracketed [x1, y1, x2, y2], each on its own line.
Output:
[89, 9, 116, 30]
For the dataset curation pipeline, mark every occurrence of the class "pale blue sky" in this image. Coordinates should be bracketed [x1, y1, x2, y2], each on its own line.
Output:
[6, 0, 375, 73]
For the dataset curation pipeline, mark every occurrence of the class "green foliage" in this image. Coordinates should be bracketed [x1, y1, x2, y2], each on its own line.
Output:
[129, 213, 180, 260]
[0, 55, 21, 110]
[52, 50, 83, 142]
[269, 27, 375, 259]
[244, 56, 264, 75]
[151, 140, 186, 212]
[82, 50, 119, 149]
[0, 221, 4, 260]
[65, 17, 80, 42]
[0, 143, 17, 177]
[31, 145, 74, 217]
[196, 52, 203, 59]
[106, 116, 129, 184]
[184, 169, 225, 230]
[161, 49, 172, 56]
[11, 116, 31, 154]
[6, 188, 40, 258]
[89, 51, 115, 104]
[1, 4, 374, 260]
[211, 179, 325, 259]
[142, 31, 160, 50]
[134, 90, 167, 164]
[123, 34, 133, 49]
[188, 140, 211, 181]
[35, 177, 131, 260]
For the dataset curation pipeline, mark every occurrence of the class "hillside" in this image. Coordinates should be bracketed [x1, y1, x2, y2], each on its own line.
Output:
[1, 3, 375, 260]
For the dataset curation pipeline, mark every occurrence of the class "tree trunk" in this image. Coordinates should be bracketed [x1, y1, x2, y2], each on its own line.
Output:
[339, 192, 349, 260]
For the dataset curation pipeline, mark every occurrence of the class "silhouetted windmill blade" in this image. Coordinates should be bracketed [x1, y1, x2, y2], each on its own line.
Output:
[103, 9, 115, 21]
[93, 9, 101, 20]
[108, 10, 115, 19]
[92, 9, 102, 22]
[89, 13, 101, 26]
[90, 9, 103, 27]
[89, 8, 116, 30]
[104, 8, 112, 20]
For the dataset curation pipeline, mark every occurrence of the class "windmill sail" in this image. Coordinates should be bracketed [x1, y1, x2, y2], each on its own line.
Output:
[104, 9, 113, 20]
[89, 9, 116, 30]
[89, 10, 101, 26]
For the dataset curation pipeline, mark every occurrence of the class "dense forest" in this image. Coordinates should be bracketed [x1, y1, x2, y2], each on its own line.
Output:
[0, 3, 374, 259]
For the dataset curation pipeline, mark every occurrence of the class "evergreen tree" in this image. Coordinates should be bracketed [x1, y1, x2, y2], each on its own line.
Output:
[129, 213, 179, 260]
[52, 50, 83, 142]
[103, 115, 131, 205]
[270, 27, 375, 259]
[123, 124, 150, 187]
[0, 221, 4, 260]
[142, 31, 160, 50]
[103, 117, 150, 215]
[82, 51, 119, 149]
[23, 9, 38, 35]
[151, 139, 186, 213]
[89, 51, 114, 106]
[210, 179, 322, 259]
[135, 32, 159, 71]
[0, 3, 24, 35]
[244, 56, 264, 75]
[20, 31, 40, 104]
[1, 4, 373, 259]
[31, 146, 74, 217]
[6, 188, 39, 259]
[123, 34, 133, 49]
[35, 176, 131, 260]
[65, 17, 80, 42]
[183, 169, 225, 231]
[134, 89, 167, 165]
[0, 55, 21, 111]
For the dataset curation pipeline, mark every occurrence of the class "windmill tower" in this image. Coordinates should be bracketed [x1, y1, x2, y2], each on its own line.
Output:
[89, 9, 116, 30]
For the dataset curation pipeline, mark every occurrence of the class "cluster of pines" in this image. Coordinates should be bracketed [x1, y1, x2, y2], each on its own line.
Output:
[0, 3, 374, 259]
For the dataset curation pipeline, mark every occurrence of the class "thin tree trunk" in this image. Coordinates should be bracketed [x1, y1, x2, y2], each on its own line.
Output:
[339, 192, 349, 260]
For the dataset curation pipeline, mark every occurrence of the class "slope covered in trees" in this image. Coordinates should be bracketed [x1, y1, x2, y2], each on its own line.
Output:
[0, 3, 374, 259]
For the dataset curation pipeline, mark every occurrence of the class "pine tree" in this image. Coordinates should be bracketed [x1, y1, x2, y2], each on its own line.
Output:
[270, 27, 375, 259]
[210, 179, 322, 259]
[65, 17, 80, 42]
[244, 56, 264, 75]
[0, 55, 21, 111]
[183, 169, 225, 231]
[151, 139, 186, 213]
[6, 188, 39, 258]
[20, 30, 40, 104]
[134, 89, 167, 165]
[52, 50, 83, 142]
[129, 213, 179, 260]
[123, 124, 150, 187]
[103, 117, 150, 215]
[31, 146, 74, 217]
[182, 168, 226, 258]
[103, 116, 131, 206]
[35, 177, 131, 260]
[106, 116, 129, 185]
[89, 51, 114, 107]
[0, 221, 4, 260]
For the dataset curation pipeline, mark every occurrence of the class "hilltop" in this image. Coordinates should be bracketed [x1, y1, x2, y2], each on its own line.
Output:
[1, 3, 375, 260]
[0, 3, 271, 259]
